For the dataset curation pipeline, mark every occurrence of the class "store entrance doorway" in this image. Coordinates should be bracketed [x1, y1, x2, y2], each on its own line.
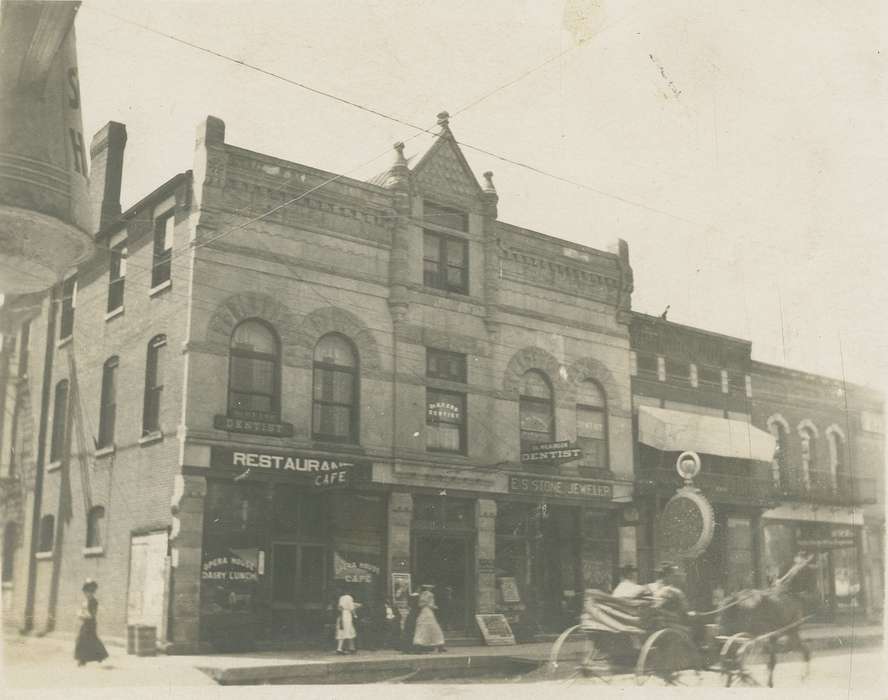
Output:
[412, 533, 473, 634]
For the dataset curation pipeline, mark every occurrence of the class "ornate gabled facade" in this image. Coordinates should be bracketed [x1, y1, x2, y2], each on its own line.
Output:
[2, 112, 637, 652]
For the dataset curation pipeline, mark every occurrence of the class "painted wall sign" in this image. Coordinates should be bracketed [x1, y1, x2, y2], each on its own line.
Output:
[520, 440, 583, 463]
[475, 614, 516, 646]
[213, 413, 294, 437]
[210, 447, 371, 488]
[508, 475, 612, 500]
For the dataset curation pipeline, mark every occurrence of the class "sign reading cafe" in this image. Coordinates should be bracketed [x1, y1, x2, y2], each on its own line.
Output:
[210, 447, 371, 489]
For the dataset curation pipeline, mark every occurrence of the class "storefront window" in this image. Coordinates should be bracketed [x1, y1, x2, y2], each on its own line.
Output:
[725, 516, 754, 593]
[763, 523, 795, 586]
[832, 546, 862, 611]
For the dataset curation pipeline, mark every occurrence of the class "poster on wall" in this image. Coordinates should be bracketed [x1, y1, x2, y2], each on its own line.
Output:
[392, 573, 412, 610]
[498, 577, 521, 604]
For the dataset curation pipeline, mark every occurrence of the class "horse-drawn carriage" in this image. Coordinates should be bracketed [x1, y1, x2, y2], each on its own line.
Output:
[549, 569, 813, 687]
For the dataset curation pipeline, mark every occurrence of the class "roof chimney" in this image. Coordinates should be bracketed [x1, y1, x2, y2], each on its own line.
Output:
[89, 121, 127, 233]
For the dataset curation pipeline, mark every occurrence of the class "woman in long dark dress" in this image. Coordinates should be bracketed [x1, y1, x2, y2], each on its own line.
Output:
[74, 579, 108, 666]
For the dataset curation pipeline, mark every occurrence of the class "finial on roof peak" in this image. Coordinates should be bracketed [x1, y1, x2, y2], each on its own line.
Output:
[437, 111, 450, 129]
[393, 141, 407, 166]
[482, 171, 496, 194]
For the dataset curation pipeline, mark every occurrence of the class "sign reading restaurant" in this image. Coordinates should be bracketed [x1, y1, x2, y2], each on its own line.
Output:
[210, 447, 371, 489]
[509, 475, 612, 501]
[520, 440, 583, 464]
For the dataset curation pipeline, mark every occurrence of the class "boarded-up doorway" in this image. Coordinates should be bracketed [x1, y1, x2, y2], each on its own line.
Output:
[127, 531, 169, 640]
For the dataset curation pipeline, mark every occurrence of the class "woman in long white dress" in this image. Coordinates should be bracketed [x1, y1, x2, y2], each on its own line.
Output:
[413, 584, 446, 652]
[336, 591, 359, 654]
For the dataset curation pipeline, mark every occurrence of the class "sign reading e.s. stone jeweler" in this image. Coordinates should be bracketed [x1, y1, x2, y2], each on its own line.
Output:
[210, 447, 371, 488]
[508, 475, 612, 500]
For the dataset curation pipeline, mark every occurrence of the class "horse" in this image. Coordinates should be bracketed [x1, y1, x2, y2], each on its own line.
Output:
[718, 586, 811, 687]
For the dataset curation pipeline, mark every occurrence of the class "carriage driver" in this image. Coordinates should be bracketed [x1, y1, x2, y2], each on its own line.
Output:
[612, 564, 646, 598]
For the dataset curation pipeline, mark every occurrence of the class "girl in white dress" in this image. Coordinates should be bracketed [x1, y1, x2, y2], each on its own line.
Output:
[336, 591, 359, 654]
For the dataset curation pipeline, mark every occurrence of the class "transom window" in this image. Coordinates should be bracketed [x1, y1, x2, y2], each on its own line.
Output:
[519, 370, 554, 453]
[228, 320, 280, 418]
[576, 380, 607, 470]
[312, 334, 358, 443]
[423, 231, 468, 294]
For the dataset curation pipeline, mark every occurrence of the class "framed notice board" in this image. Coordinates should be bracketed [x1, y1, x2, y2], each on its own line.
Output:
[475, 614, 516, 646]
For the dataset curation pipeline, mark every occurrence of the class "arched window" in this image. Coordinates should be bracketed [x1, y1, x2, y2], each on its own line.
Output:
[799, 423, 818, 491]
[86, 506, 105, 549]
[49, 380, 69, 463]
[827, 427, 847, 493]
[519, 370, 554, 453]
[142, 335, 166, 435]
[2, 522, 17, 582]
[228, 320, 280, 417]
[97, 357, 118, 448]
[38, 515, 54, 553]
[576, 380, 607, 469]
[767, 415, 789, 489]
[312, 334, 358, 443]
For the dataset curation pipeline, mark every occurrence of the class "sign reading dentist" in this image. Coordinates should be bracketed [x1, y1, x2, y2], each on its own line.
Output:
[210, 447, 371, 489]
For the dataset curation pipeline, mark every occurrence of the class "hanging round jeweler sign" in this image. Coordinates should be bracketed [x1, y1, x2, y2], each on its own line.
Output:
[657, 451, 715, 559]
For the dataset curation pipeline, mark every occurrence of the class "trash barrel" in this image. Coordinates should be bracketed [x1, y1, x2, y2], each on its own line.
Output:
[134, 625, 157, 656]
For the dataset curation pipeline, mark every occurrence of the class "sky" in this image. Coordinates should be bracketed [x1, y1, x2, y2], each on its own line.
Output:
[73, 0, 886, 387]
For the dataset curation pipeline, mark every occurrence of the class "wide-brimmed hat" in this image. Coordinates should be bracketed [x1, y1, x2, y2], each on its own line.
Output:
[82, 578, 98, 592]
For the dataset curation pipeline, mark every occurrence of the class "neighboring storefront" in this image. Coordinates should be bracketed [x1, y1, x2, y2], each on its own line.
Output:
[762, 505, 866, 620]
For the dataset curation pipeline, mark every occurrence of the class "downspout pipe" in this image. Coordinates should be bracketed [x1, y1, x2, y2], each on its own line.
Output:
[22, 288, 57, 632]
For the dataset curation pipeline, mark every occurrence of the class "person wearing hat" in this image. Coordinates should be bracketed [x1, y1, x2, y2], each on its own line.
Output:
[74, 579, 109, 666]
[612, 564, 645, 598]
[648, 563, 689, 619]
[412, 584, 446, 653]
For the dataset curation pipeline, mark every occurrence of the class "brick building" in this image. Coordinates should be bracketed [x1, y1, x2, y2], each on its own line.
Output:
[1, 113, 637, 651]
[628, 312, 883, 619]
[750, 361, 883, 620]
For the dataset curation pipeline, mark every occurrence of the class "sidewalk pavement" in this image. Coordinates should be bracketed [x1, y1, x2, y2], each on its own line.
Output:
[3, 621, 882, 688]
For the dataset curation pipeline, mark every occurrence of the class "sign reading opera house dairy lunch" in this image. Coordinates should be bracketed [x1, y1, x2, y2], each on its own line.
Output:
[209, 447, 371, 488]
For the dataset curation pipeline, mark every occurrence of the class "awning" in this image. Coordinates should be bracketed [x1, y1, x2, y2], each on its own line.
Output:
[637, 405, 776, 462]
[762, 504, 863, 526]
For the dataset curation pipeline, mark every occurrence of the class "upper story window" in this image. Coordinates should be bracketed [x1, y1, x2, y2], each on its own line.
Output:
[107, 241, 127, 312]
[827, 427, 847, 491]
[427, 349, 467, 383]
[423, 201, 468, 232]
[799, 423, 818, 489]
[576, 380, 608, 470]
[519, 370, 554, 453]
[423, 231, 468, 294]
[312, 334, 358, 443]
[666, 358, 689, 384]
[49, 380, 69, 463]
[37, 515, 54, 553]
[59, 276, 76, 340]
[768, 416, 789, 488]
[97, 356, 118, 448]
[151, 210, 174, 288]
[86, 506, 105, 549]
[635, 353, 657, 376]
[228, 320, 280, 418]
[17, 320, 30, 377]
[698, 365, 721, 388]
[142, 335, 166, 435]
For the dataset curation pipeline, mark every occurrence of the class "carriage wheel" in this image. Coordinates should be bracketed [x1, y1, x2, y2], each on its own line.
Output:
[634, 628, 702, 686]
[734, 637, 774, 687]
